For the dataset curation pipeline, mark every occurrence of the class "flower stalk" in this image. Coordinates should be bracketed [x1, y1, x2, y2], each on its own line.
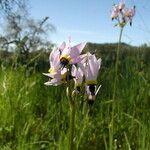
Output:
[69, 98, 75, 150]
[110, 1, 135, 148]
[110, 27, 123, 150]
[67, 65, 76, 150]
[113, 27, 123, 101]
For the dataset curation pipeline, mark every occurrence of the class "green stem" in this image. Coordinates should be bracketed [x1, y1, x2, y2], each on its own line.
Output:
[67, 65, 76, 150]
[109, 27, 123, 150]
[69, 100, 75, 150]
[113, 27, 123, 101]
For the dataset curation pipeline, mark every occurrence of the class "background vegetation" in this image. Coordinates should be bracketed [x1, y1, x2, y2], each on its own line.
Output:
[0, 0, 150, 150]
[0, 43, 150, 150]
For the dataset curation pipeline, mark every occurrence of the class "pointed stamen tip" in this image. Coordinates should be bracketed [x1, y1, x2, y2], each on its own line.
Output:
[88, 95, 96, 100]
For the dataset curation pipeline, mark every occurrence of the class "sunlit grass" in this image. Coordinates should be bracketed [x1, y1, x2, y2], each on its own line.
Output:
[0, 53, 149, 149]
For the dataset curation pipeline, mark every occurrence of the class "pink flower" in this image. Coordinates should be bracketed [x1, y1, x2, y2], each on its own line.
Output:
[84, 54, 101, 84]
[43, 42, 66, 86]
[43, 68, 68, 86]
[111, 5, 119, 20]
[60, 42, 86, 66]
[80, 54, 101, 101]
[111, 1, 135, 27]
[78, 52, 93, 71]
[118, 0, 125, 11]
[79, 53, 101, 83]
[44, 42, 67, 79]
[122, 6, 135, 25]
[122, 6, 135, 18]
[43, 41, 86, 86]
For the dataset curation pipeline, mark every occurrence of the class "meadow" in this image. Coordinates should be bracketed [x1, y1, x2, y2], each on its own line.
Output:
[0, 43, 150, 150]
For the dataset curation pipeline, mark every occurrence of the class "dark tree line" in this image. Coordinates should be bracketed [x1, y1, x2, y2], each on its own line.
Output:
[0, 0, 55, 65]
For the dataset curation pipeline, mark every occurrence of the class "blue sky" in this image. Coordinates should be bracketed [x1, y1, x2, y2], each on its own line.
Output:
[30, 0, 150, 46]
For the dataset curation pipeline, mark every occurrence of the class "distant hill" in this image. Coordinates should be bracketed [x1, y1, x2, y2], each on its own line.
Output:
[85, 42, 150, 67]
[0, 42, 150, 71]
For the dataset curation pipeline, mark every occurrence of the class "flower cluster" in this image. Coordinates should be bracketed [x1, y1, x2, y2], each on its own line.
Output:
[111, 0, 135, 27]
[43, 41, 101, 103]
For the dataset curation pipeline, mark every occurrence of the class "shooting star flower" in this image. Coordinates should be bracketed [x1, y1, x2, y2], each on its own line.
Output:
[111, 1, 135, 27]
[60, 42, 86, 67]
[122, 6, 136, 26]
[111, 4, 119, 20]
[81, 54, 102, 103]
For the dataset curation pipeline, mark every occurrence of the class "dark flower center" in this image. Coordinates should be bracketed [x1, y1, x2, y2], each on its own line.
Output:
[60, 57, 69, 68]
[88, 84, 96, 96]
[76, 86, 81, 92]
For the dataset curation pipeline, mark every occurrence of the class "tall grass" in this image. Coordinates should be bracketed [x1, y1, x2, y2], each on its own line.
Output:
[0, 49, 149, 149]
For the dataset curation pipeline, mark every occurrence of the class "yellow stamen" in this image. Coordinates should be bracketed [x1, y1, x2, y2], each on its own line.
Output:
[86, 80, 97, 85]
[76, 83, 82, 87]
[60, 55, 71, 61]
[61, 72, 67, 83]
[48, 68, 56, 74]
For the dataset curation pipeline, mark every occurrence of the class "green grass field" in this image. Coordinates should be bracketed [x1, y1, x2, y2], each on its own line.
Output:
[0, 48, 150, 150]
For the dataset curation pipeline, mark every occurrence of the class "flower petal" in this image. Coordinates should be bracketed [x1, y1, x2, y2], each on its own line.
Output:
[70, 42, 86, 59]
[44, 78, 62, 86]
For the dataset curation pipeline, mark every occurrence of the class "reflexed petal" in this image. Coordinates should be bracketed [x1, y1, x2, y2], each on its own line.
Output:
[111, 5, 119, 19]
[97, 58, 102, 69]
[49, 48, 60, 68]
[44, 78, 62, 86]
[60, 42, 86, 65]
[70, 57, 81, 64]
[43, 73, 52, 77]
[59, 42, 66, 52]
[78, 52, 92, 74]
[81, 54, 101, 81]
[88, 56, 94, 79]
[123, 7, 135, 18]
[119, 0, 125, 10]
[49, 48, 59, 63]
[43, 72, 61, 79]
[70, 42, 86, 58]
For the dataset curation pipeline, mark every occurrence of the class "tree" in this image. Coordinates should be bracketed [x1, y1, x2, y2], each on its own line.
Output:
[0, 11, 55, 64]
[0, 0, 27, 15]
